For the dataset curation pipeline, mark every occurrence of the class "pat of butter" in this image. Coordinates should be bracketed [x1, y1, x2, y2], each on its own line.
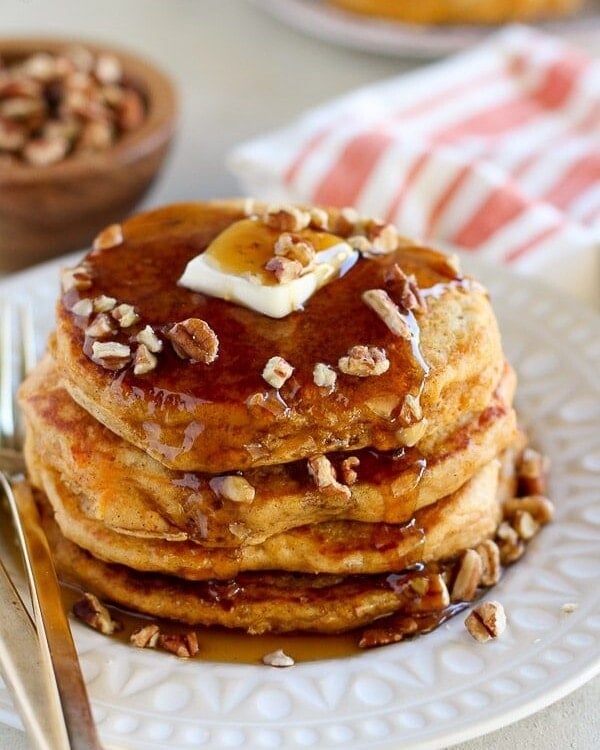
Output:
[178, 219, 358, 318]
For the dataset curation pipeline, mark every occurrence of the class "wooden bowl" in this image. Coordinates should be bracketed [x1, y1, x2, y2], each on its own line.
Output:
[0, 37, 177, 273]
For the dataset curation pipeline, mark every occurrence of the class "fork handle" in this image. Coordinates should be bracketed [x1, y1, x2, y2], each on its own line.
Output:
[0, 561, 68, 750]
[2, 476, 103, 750]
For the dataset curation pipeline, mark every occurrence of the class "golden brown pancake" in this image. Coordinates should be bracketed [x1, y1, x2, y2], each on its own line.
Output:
[32, 459, 501, 579]
[21, 354, 518, 545]
[327, 0, 582, 24]
[52, 201, 505, 473]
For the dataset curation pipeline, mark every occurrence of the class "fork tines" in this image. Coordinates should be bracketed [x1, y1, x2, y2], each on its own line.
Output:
[0, 302, 37, 453]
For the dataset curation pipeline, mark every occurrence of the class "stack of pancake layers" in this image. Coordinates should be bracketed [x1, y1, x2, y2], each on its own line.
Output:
[20, 200, 523, 642]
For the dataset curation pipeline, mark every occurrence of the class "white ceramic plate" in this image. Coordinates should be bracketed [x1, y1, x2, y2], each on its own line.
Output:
[0, 255, 599, 750]
[250, 0, 600, 58]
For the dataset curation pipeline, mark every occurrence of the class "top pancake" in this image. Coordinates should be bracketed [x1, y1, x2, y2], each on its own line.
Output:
[53, 200, 505, 473]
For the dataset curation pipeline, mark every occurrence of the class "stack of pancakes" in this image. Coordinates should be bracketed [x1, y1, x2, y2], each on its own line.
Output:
[20, 200, 524, 642]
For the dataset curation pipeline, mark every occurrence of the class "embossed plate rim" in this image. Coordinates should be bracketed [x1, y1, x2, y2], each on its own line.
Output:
[0, 253, 598, 750]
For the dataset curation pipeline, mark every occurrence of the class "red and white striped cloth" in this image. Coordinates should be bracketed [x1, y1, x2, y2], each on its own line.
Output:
[229, 26, 599, 303]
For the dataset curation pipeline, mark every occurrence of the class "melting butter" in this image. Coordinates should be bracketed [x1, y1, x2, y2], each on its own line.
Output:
[178, 219, 358, 318]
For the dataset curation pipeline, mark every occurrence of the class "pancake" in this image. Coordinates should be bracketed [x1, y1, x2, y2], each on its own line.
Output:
[32, 459, 501, 579]
[19, 197, 548, 643]
[327, 0, 582, 23]
[21, 354, 518, 545]
[52, 200, 505, 473]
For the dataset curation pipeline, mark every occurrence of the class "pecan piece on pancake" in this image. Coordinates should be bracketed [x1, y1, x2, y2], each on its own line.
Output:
[111, 303, 139, 328]
[340, 456, 360, 486]
[90, 340, 131, 370]
[85, 313, 116, 339]
[209, 475, 256, 504]
[135, 324, 163, 353]
[262, 355, 294, 388]
[338, 345, 389, 377]
[264, 255, 303, 283]
[307, 454, 351, 498]
[273, 232, 316, 267]
[517, 447, 550, 495]
[465, 601, 506, 642]
[92, 223, 123, 252]
[384, 263, 427, 314]
[61, 264, 92, 293]
[261, 203, 311, 232]
[313, 362, 337, 389]
[167, 318, 218, 364]
[133, 343, 157, 375]
[362, 289, 412, 339]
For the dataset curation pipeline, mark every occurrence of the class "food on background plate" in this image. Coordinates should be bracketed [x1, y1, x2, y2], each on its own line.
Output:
[19, 199, 553, 650]
[327, 0, 583, 24]
[0, 44, 145, 166]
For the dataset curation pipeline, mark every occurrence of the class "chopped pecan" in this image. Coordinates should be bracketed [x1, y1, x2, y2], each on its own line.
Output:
[133, 344, 157, 375]
[167, 318, 219, 363]
[338, 345, 389, 377]
[362, 289, 412, 339]
[347, 235, 374, 254]
[512, 509, 539, 540]
[78, 120, 114, 151]
[273, 232, 316, 267]
[335, 207, 360, 236]
[61, 265, 92, 292]
[130, 624, 160, 649]
[451, 549, 483, 602]
[92, 294, 116, 312]
[111, 303, 139, 328]
[307, 454, 351, 498]
[309, 207, 329, 230]
[384, 264, 427, 313]
[136, 325, 163, 353]
[85, 313, 116, 338]
[23, 135, 68, 165]
[158, 632, 200, 658]
[94, 53, 122, 85]
[262, 355, 294, 389]
[465, 601, 506, 642]
[70, 298, 93, 318]
[262, 649, 295, 667]
[399, 393, 422, 424]
[265, 255, 303, 283]
[503, 495, 554, 525]
[495, 521, 525, 564]
[476, 540, 501, 586]
[72, 593, 122, 635]
[395, 418, 427, 447]
[210, 475, 256, 504]
[517, 448, 550, 495]
[91, 340, 131, 370]
[261, 204, 311, 232]
[92, 223, 123, 252]
[313, 362, 337, 389]
[364, 221, 399, 254]
[340, 456, 360, 486]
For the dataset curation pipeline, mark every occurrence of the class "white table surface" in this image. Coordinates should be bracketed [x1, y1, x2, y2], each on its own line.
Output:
[1, 1, 598, 748]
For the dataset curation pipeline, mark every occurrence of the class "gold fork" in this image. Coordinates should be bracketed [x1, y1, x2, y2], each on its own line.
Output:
[0, 301, 102, 750]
